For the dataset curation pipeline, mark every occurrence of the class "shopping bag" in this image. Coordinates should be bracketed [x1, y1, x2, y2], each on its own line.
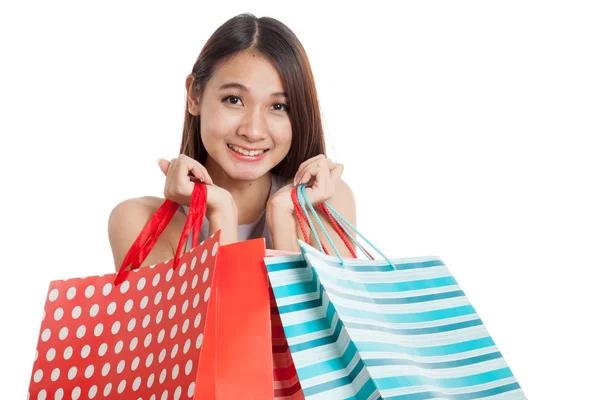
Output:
[194, 238, 274, 399]
[28, 182, 218, 399]
[264, 185, 527, 399]
[266, 188, 368, 400]
[28, 182, 275, 399]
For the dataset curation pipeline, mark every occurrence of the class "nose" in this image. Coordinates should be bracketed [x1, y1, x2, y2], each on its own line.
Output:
[238, 108, 268, 142]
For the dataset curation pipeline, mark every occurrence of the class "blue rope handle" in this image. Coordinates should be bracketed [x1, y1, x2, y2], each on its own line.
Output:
[320, 205, 372, 260]
[296, 184, 396, 269]
[321, 202, 396, 268]
[296, 185, 344, 264]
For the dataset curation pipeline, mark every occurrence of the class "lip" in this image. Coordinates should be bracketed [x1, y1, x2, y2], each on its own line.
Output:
[227, 145, 268, 162]
[228, 144, 270, 151]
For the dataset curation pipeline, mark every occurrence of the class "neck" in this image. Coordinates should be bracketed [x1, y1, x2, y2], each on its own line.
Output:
[205, 156, 273, 225]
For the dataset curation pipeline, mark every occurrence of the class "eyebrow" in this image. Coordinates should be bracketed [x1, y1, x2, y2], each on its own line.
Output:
[218, 82, 288, 98]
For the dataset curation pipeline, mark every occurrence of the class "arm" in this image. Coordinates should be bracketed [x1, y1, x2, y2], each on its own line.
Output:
[266, 208, 301, 252]
[206, 196, 239, 246]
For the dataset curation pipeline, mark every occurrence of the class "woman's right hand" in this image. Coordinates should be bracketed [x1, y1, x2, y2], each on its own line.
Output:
[157, 154, 236, 218]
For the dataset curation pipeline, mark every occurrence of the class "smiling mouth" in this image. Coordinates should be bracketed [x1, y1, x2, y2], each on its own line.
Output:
[227, 144, 269, 156]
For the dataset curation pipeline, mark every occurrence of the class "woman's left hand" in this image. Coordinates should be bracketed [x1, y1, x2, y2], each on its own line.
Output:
[266, 154, 356, 254]
[294, 154, 344, 204]
[268, 154, 344, 215]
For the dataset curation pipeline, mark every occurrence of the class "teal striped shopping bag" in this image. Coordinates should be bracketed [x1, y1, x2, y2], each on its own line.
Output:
[264, 185, 526, 399]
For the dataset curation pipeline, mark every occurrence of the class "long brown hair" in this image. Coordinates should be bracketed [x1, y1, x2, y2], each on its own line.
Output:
[180, 13, 325, 180]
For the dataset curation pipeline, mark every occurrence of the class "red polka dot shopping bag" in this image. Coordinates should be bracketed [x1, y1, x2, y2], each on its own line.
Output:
[28, 183, 275, 399]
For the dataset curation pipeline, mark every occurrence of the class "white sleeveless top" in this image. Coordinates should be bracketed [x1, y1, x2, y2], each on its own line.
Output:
[179, 174, 288, 252]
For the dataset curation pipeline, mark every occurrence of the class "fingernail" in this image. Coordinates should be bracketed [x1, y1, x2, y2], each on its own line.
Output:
[293, 179, 297, 186]
[157, 158, 163, 165]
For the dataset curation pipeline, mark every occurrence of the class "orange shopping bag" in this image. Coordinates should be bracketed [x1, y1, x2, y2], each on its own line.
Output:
[194, 238, 274, 399]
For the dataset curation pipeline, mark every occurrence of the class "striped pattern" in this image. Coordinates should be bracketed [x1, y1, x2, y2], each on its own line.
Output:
[265, 243, 526, 400]
[272, 289, 306, 399]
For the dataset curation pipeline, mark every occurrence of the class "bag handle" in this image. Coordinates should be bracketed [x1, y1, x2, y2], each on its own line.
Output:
[173, 182, 207, 270]
[291, 187, 332, 255]
[295, 184, 395, 268]
[114, 183, 208, 285]
[291, 188, 373, 259]
[317, 202, 375, 260]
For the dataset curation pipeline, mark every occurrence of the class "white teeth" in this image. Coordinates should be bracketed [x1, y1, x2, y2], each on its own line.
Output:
[228, 144, 266, 157]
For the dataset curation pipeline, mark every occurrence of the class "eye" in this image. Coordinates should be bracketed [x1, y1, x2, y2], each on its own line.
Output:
[272, 103, 289, 112]
[222, 94, 288, 113]
[222, 95, 243, 106]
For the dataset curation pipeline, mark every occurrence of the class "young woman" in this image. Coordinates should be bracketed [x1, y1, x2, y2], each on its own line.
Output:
[108, 13, 357, 271]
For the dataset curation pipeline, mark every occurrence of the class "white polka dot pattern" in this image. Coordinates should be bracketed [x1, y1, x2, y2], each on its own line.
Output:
[28, 233, 218, 398]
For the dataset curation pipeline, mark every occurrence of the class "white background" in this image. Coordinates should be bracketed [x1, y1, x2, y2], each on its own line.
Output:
[1, 1, 598, 398]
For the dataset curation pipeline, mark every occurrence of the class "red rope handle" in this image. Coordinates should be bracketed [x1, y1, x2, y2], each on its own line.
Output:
[114, 201, 179, 285]
[289, 187, 375, 261]
[292, 188, 329, 255]
[292, 188, 310, 243]
[115, 183, 207, 285]
[317, 203, 358, 258]
[317, 203, 374, 260]
[173, 183, 207, 270]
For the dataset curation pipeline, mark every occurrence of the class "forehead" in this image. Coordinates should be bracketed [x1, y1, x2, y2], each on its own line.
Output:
[209, 51, 285, 93]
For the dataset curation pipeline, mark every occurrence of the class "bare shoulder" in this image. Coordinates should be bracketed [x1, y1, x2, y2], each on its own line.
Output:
[328, 178, 356, 217]
[108, 196, 186, 272]
[108, 196, 167, 227]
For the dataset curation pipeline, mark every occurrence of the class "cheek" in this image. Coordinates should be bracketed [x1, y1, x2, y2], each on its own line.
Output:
[268, 130, 292, 167]
[272, 128, 292, 149]
[200, 116, 233, 146]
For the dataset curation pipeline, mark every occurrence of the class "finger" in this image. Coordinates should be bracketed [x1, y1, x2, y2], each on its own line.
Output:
[184, 158, 213, 185]
[295, 155, 328, 186]
[295, 163, 313, 186]
[166, 158, 178, 182]
[294, 154, 326, 185]
[162, 158, 178, 199]
[322, 157, 344, 182]
[329, 162, 344, 181]
[174, 154, 212, 184]
[157, 158, 170, 176]
[325, 158, 337, 171]
[189, 165, 208, 183]
[299, 163, 329, 186]
[302, 166, 333, 204]
[297, 154, 324, 173]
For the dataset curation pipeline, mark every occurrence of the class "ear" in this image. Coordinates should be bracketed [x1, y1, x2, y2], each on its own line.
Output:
[185, 74, 201, 116]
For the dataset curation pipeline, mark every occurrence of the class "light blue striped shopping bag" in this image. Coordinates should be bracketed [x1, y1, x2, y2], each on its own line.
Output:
[264, 185, 526, 400]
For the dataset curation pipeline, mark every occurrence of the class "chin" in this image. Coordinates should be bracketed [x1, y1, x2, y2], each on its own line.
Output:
[224, 164, 271, 181]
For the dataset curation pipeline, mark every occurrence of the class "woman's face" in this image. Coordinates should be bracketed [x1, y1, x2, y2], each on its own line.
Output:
[193, 51, 292, 181]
